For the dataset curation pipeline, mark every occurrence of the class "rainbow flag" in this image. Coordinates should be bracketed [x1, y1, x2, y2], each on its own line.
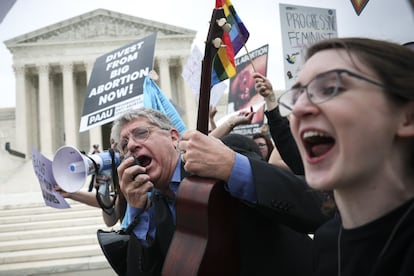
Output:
[211, 0, 249, 86]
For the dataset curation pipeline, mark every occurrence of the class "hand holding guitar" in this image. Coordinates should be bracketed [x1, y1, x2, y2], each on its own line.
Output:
[179, 130, 235, 182]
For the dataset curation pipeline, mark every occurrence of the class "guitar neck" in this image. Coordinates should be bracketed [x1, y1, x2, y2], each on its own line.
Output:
[196, 8, 224, 135]
[197, 57, 213, 134]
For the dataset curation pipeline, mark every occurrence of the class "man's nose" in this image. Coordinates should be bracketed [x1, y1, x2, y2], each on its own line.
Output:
[126, 137, 142, 153]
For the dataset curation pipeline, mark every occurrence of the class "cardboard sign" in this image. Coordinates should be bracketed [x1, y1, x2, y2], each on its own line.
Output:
[32, 148, 70, 209]
[279, 4, 337, 89]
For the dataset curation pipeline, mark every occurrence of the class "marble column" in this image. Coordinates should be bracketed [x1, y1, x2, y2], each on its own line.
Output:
[158, 57, 172, 99]
[38, 64, 54, 156]
[13, 65, 29, 157]
[85, 61, 102, 150]
[62, 63, 78, 147]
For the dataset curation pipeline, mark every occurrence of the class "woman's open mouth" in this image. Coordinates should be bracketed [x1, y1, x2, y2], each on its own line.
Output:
[302, 130, 335, 159]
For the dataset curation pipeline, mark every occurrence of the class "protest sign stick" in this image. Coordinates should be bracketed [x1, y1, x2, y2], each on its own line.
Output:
[242, 44, 256, 72]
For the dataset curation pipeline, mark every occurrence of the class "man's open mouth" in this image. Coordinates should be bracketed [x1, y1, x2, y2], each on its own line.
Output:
[135, 155, 152, 167]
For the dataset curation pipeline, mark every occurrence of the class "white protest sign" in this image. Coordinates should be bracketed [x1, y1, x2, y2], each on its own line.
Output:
[79, 33, 157, 132]
[32, 148, 70, 209]
[181, 45, 227, 108]
[279, 3, 337, 89]
[182, 45, 203, 98]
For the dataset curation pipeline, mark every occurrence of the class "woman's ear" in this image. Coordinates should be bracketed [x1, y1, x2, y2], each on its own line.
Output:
[397, 102, 414, 137]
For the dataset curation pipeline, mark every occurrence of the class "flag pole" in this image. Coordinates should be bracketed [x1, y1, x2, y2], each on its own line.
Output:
[242, 44, 256, 72]
[229, 10, 256, 72]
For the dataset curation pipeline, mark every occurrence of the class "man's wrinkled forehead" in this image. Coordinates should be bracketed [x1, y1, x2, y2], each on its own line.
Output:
[120, 117, 150, 136]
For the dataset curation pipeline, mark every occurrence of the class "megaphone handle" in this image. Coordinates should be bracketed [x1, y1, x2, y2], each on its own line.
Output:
[109, 148, 120, 194]
[88, 175, 95, 192]
[95, 149, 119, 212]
[83, 154, 100, 192]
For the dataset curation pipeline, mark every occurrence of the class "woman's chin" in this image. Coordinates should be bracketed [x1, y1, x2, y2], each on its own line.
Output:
[306, 173, 335, 191]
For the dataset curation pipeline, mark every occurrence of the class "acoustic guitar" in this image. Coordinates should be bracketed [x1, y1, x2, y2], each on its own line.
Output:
[162, 7, 240, 276]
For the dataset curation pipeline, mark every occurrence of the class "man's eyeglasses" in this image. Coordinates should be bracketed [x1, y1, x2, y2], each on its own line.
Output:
[277, 69, 385, 117]
[119, 126, 169, 153]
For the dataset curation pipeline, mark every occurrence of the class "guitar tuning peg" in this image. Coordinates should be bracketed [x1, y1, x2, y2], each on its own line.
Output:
[212, 37, 223, 48]
[222, 23, 232, 33]
[216, 18, 232, 33]
[216, 18, 227, 27]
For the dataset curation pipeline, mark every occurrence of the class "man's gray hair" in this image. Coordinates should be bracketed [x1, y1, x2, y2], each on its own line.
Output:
[110, 107, 175, 144]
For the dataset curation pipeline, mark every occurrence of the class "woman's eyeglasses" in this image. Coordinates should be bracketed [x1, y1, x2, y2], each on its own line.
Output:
[277, 69, 385, 117]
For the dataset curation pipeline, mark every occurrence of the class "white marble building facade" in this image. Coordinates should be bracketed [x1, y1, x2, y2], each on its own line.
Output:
[4, 8, 197, 159]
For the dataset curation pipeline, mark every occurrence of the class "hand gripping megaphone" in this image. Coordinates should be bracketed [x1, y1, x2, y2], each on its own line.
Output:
[52, 146, 120, 193]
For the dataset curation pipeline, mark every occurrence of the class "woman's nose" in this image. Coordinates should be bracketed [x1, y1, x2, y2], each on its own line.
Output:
[291, 92, 319, 118]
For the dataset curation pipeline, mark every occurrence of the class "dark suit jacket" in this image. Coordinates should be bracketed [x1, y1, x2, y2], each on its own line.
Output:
[237, 158, 330, 276]
[251, 158, 328, 233]
[126, 158, 329, 276]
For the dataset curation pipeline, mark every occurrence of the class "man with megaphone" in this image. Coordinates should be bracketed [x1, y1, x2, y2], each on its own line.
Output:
[109, 107, 185, 275]
[52, 106, 187, 276]
[53, 139, 125, 227]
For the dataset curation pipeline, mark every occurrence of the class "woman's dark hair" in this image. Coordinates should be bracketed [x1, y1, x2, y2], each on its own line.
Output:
[305, 37, 414, 102]
[252, 133, 274, 161]
[403, 41, 414, 51]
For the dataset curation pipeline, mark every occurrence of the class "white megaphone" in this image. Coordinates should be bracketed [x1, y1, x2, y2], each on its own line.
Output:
[52, 146, 120, 193]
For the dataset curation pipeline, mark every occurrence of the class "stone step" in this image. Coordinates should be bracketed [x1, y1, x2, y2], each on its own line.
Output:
[0, 234, 98, 253]
[0, 195, 118, 275]
[0, 244, 102, 264]
[33, 268, 116, 276]
[0, 255, 115, 276]
[0, 216, 107, 233]
[0, 209, 101, 224]
[0, 224, 116, 242]
[0, 195, 88, 211]
[0, 201, 92, 215]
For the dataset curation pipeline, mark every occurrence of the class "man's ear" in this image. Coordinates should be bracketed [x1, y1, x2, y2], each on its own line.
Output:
[397, 102, 414, 137]
[170, 128, 180, 145]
